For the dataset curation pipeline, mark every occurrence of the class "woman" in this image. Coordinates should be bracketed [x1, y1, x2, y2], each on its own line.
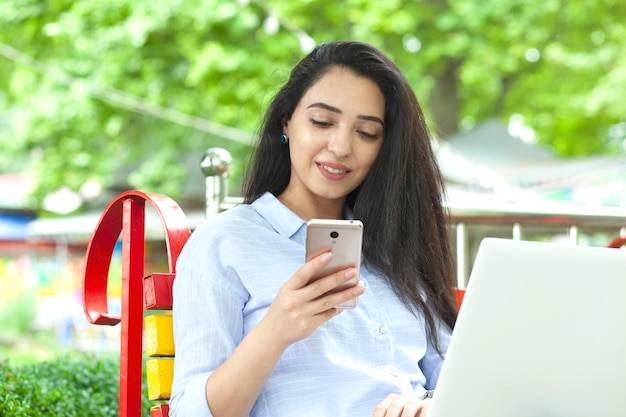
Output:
[170, 40, 458, 417]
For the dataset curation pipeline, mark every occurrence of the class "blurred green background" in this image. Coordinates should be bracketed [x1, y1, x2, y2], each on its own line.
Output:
[2, 0, 625, 204]
[1, 0, 625, 364]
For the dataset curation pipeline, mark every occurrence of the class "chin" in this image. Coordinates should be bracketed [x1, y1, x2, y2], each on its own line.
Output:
[316, 191, 353, 202]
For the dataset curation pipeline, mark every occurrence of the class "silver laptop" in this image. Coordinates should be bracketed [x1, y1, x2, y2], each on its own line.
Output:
[430, 238, 626, 417]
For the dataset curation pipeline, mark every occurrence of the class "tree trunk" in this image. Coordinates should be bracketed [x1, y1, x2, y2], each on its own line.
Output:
[428, 58, 462, 139]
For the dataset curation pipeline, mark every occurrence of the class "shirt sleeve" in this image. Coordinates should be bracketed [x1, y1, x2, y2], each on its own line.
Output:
[168, 222, 248, 417]
[416, 319, 453, 391]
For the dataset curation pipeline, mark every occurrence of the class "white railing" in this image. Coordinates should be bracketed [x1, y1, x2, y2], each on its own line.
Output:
[448, 201, 626, 287]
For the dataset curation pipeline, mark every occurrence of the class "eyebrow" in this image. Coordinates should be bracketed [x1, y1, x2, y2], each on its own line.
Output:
[307, 102, 385, 128]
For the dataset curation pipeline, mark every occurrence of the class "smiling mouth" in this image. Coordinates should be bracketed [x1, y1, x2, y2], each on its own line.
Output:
[319, 163, 350, 175]
[324, 166, 347, 174]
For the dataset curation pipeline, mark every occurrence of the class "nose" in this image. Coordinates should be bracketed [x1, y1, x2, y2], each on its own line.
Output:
[326, 130, 352, 157]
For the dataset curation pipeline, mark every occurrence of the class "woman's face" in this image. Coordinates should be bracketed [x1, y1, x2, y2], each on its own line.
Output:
[280, 66, 385, 219]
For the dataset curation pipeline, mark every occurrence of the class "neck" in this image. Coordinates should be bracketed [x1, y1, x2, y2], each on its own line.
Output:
[277, 193, 345, 221]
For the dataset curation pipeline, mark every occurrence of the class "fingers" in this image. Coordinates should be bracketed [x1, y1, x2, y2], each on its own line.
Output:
[373, 394, 395, 417]
[265, 251, 365, 346]
[307, 265, 357, 296]
[311, 278, 365, 312]
[287, 252, 364, 308]
[416, 399, 432, 417]
[285, 251, 334, 290]
[373, 394, 430, 417]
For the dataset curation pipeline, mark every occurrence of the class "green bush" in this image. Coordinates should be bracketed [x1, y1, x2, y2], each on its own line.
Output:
[0, 354, 153, 417]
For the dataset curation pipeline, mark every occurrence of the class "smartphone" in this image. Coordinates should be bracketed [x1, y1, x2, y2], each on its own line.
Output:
[305, 219, 364, 309]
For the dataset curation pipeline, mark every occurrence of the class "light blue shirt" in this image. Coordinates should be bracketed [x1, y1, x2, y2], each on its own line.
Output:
[170, 192, 451, 417]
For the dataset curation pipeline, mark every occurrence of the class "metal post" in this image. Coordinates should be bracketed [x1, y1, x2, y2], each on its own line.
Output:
[455, 222, 468, 289]
[568, 224, 579, 244]
[119, 197, 146, 417]
[200, 148, 233, 217]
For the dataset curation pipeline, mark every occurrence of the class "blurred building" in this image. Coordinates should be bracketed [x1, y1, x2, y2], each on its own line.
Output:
[438, 119, 626, 208]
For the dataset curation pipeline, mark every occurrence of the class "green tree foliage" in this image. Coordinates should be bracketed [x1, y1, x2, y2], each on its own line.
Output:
[0, 0, 624, 206]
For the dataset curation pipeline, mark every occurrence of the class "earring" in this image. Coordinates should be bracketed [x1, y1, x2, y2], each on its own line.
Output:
[280, 133, 289, 144]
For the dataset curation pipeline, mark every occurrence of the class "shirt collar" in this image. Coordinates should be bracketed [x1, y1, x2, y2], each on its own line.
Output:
[251, 192, 356, 238]
[252, 192, 306, 238]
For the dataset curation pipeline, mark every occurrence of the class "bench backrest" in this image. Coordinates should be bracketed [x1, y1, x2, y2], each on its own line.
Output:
[82, 191, 190, 417]
[143, 273, 176, 416]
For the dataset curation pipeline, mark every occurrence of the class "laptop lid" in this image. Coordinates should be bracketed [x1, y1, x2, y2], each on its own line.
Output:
[430, 238, 626, 417]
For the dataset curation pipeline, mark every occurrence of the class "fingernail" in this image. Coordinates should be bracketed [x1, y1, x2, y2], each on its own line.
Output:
[345, 268, 358, 279]
[353, 283, 366, 296]
[320, 252, 332, 264]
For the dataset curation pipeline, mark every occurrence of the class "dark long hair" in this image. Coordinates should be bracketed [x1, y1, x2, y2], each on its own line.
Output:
[243, 41, 457, 349]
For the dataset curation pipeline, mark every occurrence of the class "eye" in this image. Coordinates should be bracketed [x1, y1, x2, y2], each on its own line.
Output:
[310, 118, 331, 127]
[358, 130, 380, 140]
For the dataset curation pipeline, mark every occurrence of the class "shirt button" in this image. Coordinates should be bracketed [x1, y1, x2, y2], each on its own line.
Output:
[390, 369, 400, 377]
[378, 325, 387, 334]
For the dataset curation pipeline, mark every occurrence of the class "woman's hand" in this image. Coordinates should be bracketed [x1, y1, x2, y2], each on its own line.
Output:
[373, 394, 432, 417]
[258, 251, 365, 349]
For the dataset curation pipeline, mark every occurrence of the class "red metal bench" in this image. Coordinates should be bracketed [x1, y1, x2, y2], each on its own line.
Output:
[607, 236, 626, 249]
[82, 190, 190, 417]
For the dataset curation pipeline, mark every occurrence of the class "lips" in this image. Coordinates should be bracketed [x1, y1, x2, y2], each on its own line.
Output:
[322, 165, 347, 174]
[317, 162, 351, 179]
